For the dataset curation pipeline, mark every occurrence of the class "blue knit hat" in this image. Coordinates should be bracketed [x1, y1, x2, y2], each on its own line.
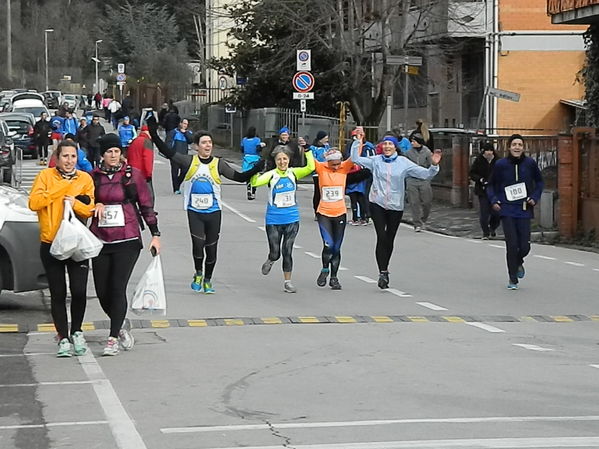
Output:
[382, 136, 399, 148]
[279, 126, 290, 135]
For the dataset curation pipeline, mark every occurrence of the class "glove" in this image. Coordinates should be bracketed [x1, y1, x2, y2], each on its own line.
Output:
[75, 194, 91, 205]
[146, 115, 158, 133]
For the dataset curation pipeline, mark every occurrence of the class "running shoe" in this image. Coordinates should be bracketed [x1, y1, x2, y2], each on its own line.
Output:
[191, 273, 203, 292]
[316, 269, 329, 287]
[361, 219, 370, 226]
[118, 329, 134, 351]
[71, 331, 88, 356]
[284, 281, 297, 293]
[517, 265, 525, 279]
[103, 337, 120, 356]
[329, 277, 342, 290]
[57, 338, 73, 358]
[203, 280, 215, 294]
[482, 235, 490, 240]
[490, 231, 497, 238]
[174, 190, 181, 195]
[377, 271, 390, 289]
[507, 282, 519, 290]
[261, 259, 274, 275]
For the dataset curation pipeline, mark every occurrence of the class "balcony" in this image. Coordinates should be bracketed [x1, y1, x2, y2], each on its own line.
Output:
[548, 0, 599, 24]
[406, 0, 489, 43]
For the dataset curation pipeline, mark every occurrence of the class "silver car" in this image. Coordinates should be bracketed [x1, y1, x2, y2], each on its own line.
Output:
[0, 185, 48, 294]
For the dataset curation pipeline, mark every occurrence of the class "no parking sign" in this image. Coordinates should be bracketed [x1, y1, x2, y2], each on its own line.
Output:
[292, 71, 315, 93]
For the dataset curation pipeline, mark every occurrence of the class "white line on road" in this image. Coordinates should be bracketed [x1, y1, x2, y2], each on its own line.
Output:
[339, 267, 349, 271]
[305, 252, 320, 259]
[0, 380, 94, 388]
[221, 201, 256, 223]
[590, 365, 599, 369]
[465, 322, 505, 333]
[161, 415, 599, 434]
[354, 276, 377, 284]
[0, 352, 55, 357]
[0, 420, 108, 431]
[423, 230, 458, 239]
[293, 244, 303, 249]
[77, 352, 147, 449]
[564, 261, 585, 267]
[489, 244, 504, 249]
[187, 436, 599, 448]
[594, 268, 599, 272]
[513, 343, 554, 352]
[416, 302, 448, 311]
[385, 288, 412, 298]
[257, 226, 265, 231]
[533, 255, 556, 260]
[466, 239, 481, 244]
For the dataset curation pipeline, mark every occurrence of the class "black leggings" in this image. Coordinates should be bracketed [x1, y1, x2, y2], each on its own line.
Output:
[92, 240, 141, 338]
[265, 222, 299, 273]
[37, 143, 49, 160]
[40, 243, 89, 340]
[369, 202, 403, 272]
[188, 209, 221, 280]
[312, 176, 320, 213]
[317, 213, 347, 277]
[501, 216, 531, 283]
[348, 192, 368, 221]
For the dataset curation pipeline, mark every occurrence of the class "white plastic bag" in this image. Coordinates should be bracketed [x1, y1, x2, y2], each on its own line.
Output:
[71, 218, 103, 262]
[130, 255, 167, 315]
[49, 201, 81, 260]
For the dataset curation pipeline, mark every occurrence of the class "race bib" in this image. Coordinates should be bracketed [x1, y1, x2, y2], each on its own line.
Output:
[504, 182, 527, 202]
[191, 193, 214, 210]
[98, 204, 125, 228]
[322, 186, 344, 202]
[274, 191, 295, 208]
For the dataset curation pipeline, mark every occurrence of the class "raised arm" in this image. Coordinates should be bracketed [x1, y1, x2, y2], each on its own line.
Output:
[251, 170, 275, 188]
[147, 116, 192, 169]
[291, 150, 315, 179]
[350, 140, 374, 170]
[218, 158, 265, 182]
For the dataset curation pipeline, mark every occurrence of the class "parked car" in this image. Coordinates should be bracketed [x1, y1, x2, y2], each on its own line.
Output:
[0, 119, 15, 184]
[0, 184, 48, 295]
[9, 100, 50, 120]
[0, 112, 36, 158]
[42, 90, 62, 109]
[62, 94, 78, 111]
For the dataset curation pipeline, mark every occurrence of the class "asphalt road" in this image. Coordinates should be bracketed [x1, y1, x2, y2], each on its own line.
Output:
[1, 145, 599, 449]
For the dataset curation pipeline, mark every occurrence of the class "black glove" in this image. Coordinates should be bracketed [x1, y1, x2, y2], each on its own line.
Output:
[146, 115, 158, 133]
[75, 194, 91, 205]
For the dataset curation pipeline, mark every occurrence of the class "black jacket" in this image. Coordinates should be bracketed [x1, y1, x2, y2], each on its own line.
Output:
[81, 123, 106, 149]
[162, 111, 181, 133]
[33, 119, 52, 145]
[469, 153, 497, 196]
[265, 138, 306, 170]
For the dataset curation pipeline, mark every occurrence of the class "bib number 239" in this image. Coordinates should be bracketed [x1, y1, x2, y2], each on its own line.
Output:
[322, 186, 343, 202]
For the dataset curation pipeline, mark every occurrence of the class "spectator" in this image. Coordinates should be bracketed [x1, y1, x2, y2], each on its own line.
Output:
[405, 133, 433, 232]
[470, 142, 500, 239]
[165, 118, 192, 193]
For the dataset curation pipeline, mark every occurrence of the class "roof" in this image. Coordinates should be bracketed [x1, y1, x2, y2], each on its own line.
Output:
[560, 99, 587, 109]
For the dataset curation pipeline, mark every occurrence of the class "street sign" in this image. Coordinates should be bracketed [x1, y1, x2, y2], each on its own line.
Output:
[406, 66, 419, 75]
[293, 92, 314, 100]
[300, 99, 306, 112]
[117, 63, 125, 74]
[292, 71, 315, 93]
[236, 76, 247, 85]
[116, 73, 127, 82]
[225, 103, 236, 113]
[297, 49, 311, 71]
[218, 75, 228, 91]
[373, 53, 422, 66]
[488, 87, 520, 102]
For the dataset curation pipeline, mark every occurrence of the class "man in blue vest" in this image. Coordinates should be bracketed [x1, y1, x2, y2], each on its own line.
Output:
[166, 118, 193, 194]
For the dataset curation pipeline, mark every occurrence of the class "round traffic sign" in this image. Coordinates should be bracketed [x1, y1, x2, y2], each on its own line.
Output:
[292, 71, 315, 93]
[298, 51, 310, 62]
[116, 73, 126, 82]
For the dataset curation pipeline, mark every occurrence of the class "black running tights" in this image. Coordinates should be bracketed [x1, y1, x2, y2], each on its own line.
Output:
[369, 202, 403, 272]
[187, 210, 221, 280]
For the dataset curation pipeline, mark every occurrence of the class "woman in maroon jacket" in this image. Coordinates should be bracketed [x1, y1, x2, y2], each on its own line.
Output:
[91, 133, 161, 356]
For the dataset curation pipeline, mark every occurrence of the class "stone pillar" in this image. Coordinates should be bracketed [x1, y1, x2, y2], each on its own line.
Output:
[557, 132, 580, 239]
[450, 136, 469, 207]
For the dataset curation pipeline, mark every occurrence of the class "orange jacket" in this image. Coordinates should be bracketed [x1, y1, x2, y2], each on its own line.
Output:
[314, 159, 354, 217]
[29, 168, 95, 243]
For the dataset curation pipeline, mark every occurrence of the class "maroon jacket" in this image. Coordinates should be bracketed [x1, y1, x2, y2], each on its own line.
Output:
[90, 164, 159, 243]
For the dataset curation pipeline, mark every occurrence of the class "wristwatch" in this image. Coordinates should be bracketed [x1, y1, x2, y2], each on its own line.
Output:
[151, 231, 161, 237]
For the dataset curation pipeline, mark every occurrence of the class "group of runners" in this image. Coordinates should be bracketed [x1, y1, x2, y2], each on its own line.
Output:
[29, 109, 542, 357]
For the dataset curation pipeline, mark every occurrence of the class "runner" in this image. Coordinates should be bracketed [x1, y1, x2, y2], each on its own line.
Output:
[29, 140, 96, 357]
[486, 134, 544, 290]
[250, 145, 315, 293]
[469, 142, 500, 239]
[241, 126, 265, 200]
[351, 128, 442, 289]
[313, 148, 354, 290]
[90, 133, 160, 356]
[147, 116, 264, 294]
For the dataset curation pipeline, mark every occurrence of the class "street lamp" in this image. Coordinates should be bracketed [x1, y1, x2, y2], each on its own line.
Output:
[94, 39, 103, 94]
[44, 28, 54, 91]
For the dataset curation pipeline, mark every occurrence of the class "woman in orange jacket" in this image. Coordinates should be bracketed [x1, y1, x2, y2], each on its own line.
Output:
[29, 140, 95, 358]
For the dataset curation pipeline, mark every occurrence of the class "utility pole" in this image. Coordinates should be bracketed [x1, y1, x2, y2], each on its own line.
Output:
[7, 0, 12, 82]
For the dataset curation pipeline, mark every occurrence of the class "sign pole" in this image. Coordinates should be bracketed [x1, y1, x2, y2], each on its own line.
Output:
[403, 65, 409, 130]
[230, 113, 234, 149]
[475, 86, 490, 134]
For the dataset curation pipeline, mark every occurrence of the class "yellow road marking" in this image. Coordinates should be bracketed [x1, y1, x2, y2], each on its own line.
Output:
[188, 320, 208, 327]
[591, 316, 599, 322]
[37, 323, 56, 332]
[224, 319, 244, 326]
[261, 317, 282, 324]
[444, 316, 466, 323]
[298, 317, 320, 323]
[408, 316, 429, 323]
[151, 320, 170, 328]
[552, 316, 573, 322]
[335, 316, 357, 323]
[371, 316, 393, 323]
[81, 322, 96, 331]
[0, 324, 18, 333]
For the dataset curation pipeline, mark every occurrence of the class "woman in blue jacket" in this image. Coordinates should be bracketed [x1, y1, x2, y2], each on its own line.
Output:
[486, 134, 544, 290]
[241, 126, 264, 200]
[351, 128, 441, 289]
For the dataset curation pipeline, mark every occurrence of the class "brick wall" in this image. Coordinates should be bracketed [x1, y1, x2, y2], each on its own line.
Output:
[501, 0, 587, 30]
[497, 51, 585, 134]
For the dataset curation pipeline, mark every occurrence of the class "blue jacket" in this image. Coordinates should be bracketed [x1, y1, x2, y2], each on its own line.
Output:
[76, 149, 93, 172]
[351, 140, 438, 211]
[241, 137, 262, 156]
[51, 116, 64, 135]
[486, 155, 544, 218]
[166, 128, 193, 154]
[118, 124, 137, 147]
[62, 117, 78, 136]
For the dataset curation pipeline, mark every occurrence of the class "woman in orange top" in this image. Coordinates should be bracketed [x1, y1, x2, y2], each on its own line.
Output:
[29, 140, 95, 358]
[314, 148, 354, 290]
